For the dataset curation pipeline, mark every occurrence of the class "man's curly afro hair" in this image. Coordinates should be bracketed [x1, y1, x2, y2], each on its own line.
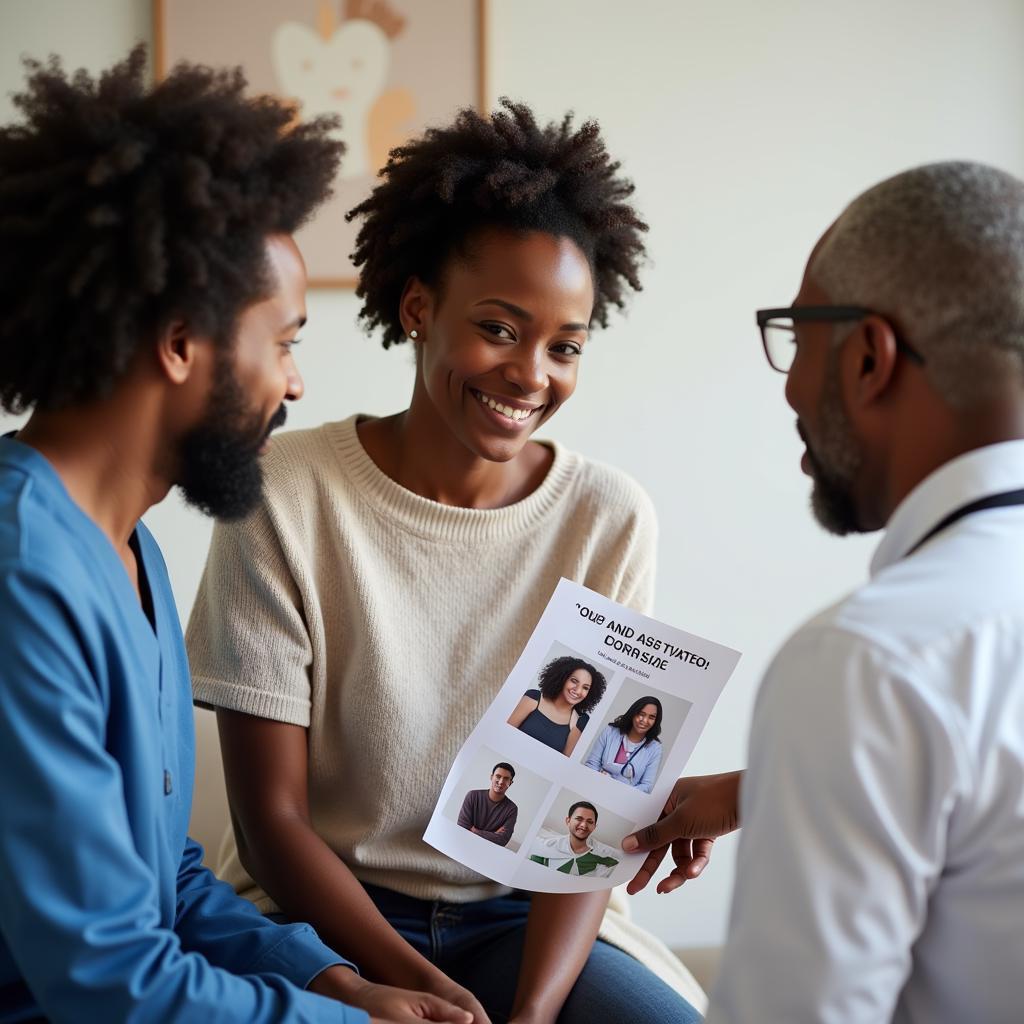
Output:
[346, 98, 648, 349]
[0, 45, 342, 413]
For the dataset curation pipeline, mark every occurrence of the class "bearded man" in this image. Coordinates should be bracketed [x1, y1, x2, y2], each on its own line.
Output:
[0, 48, 470, 1024]
[628, 161, 1024, 1024]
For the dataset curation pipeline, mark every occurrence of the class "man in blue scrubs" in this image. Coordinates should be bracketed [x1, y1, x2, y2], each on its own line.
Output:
[0, 48, 470, 1024]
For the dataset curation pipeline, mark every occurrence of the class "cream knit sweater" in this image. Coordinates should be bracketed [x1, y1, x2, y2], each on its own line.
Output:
[186, 415, 706, 1011]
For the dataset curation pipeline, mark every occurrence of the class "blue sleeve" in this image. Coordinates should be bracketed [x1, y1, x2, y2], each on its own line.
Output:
[0, 567, 367, 1024]
[583, 727, 609, 771]
[525, 688, 541, 700]
[175, 838, 358, 988]
[574, 712, 590, 732]
[634, 741, 662, 793]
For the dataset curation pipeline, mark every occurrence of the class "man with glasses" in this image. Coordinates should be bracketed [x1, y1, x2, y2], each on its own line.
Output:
[626, 161, 1024, 1023]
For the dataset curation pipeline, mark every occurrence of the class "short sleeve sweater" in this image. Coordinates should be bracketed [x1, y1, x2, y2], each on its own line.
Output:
[186, 415, 657, 906]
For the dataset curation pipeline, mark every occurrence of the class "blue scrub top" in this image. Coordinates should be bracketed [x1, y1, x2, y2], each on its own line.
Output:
[0, 438, 366, 1023]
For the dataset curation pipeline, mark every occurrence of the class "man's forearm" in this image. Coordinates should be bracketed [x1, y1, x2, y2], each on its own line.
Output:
[469, 825, 511, 845]
[509, 890, 609, 1024]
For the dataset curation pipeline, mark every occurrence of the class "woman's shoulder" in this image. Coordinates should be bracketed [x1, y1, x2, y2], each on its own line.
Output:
[558, 448, 656, 527]
[260, 418, 355, 490]
[524, 688, 541, 699]
[256, 415, 385, 517]
[210, 418, 363, 554]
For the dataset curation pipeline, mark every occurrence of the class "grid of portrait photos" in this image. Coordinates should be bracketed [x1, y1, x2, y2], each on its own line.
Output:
[425, 579, 741, 893]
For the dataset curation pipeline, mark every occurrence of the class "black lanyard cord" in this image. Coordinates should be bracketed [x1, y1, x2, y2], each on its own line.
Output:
[904, 488, 1024, 558]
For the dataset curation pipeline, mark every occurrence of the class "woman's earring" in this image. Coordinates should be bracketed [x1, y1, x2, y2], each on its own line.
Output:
[408, 329, 419, 341]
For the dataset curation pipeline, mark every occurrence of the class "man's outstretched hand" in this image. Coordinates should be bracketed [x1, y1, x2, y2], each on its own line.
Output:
[621, 771, 743, 895]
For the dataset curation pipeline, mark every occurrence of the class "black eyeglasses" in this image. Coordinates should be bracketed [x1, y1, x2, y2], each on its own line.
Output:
[756, 305, 926, 374]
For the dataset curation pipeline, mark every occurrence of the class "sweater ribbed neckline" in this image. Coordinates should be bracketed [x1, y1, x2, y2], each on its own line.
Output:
[323, 414, 579, 542]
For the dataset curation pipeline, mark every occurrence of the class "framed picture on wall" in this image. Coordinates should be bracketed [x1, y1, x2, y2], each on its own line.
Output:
[154, 0, 487, 286]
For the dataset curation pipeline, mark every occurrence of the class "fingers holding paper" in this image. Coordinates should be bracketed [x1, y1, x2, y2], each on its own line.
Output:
[621, 770, 743, 895]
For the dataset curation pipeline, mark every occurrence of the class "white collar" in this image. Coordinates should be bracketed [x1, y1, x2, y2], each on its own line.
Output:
[870, 439, 1024, 576]
[556, 833, 594, 856]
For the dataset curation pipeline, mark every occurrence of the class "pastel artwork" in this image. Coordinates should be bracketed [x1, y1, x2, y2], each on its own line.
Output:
[271, 0, 413, 180]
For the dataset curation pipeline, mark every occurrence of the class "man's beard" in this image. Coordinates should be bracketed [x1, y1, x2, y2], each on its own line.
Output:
[178, 361, 287, 521]
[801, 356, 864, 536]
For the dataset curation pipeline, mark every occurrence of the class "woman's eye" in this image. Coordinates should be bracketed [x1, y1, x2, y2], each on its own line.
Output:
[551, 341, 582, 357]
[480, 321, 515, 341]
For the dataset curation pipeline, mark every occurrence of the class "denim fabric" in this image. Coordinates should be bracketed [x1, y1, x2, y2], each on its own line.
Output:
[361, 883, 702, 1024]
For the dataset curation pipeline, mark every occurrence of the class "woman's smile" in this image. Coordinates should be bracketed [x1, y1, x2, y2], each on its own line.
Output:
[470, 387, 542, 428]
[563, 671, 593, 705]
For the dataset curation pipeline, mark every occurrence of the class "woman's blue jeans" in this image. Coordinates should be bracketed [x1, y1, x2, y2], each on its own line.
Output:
[359, 883, 702, 1024]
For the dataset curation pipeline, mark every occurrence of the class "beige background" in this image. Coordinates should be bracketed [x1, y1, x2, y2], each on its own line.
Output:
[2, 0, 1023, 951]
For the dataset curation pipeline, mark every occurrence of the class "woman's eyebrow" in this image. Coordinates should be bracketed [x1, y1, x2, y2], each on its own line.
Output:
[278, 314, 307, 333]
[475, 297, 531, 319]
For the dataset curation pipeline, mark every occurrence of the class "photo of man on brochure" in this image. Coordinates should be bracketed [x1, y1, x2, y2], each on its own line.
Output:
[457, 762, 518, 846]
[441, 746, 551, 854]
[527, 788, 632, 879]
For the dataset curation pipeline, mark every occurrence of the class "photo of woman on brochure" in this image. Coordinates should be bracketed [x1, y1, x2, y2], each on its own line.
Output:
[584, 696, 664, 793]
[507, 653, 607, 756]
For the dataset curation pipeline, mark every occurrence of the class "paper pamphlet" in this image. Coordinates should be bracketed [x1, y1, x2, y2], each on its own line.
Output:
[424, 578, 741, 892]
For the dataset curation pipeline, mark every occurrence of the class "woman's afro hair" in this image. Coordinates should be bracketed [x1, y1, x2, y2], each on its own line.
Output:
[0, 45, 343, 413]
[347, 98, 648, 349]
[537, 655, 608, 718]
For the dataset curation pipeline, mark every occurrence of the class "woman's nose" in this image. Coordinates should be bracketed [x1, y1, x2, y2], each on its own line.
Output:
[502, 345, 546, 394]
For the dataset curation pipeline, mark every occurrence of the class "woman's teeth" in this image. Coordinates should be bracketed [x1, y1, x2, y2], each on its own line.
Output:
[475, 390, 535, 422]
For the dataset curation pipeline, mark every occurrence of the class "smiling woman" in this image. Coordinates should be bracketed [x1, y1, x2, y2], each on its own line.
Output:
[186, 99, 705, 1024]
[507, 654, 608, 757]
[584, 695, 665, 793]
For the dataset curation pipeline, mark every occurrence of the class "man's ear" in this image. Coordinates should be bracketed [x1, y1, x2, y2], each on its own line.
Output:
[847, 314, 901, 408]
[399, 276, 433, 341]
[155, 319, 209, 385]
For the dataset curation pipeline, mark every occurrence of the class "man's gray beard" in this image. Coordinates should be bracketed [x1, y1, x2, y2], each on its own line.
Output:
[807, 359, 865, 536]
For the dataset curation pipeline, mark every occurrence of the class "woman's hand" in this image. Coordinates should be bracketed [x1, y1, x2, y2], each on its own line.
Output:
[621, 770, 743, 894]
[420, 972, 490, 1024]
[353, 982, 474, 1023]
[310, 966, 475, 1023]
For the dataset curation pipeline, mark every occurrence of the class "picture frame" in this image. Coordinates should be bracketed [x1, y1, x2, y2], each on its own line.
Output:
[154, 0, 488, 286]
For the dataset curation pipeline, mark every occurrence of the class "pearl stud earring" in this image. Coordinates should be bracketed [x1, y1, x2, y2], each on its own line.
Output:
[408, 329, 419, 340]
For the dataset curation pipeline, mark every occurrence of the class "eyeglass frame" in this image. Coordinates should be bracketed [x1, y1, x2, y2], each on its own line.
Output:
[756, 305, 926, 374]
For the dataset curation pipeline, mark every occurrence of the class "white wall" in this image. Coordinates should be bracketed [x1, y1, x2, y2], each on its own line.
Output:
[3, 0, 1024, 952]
